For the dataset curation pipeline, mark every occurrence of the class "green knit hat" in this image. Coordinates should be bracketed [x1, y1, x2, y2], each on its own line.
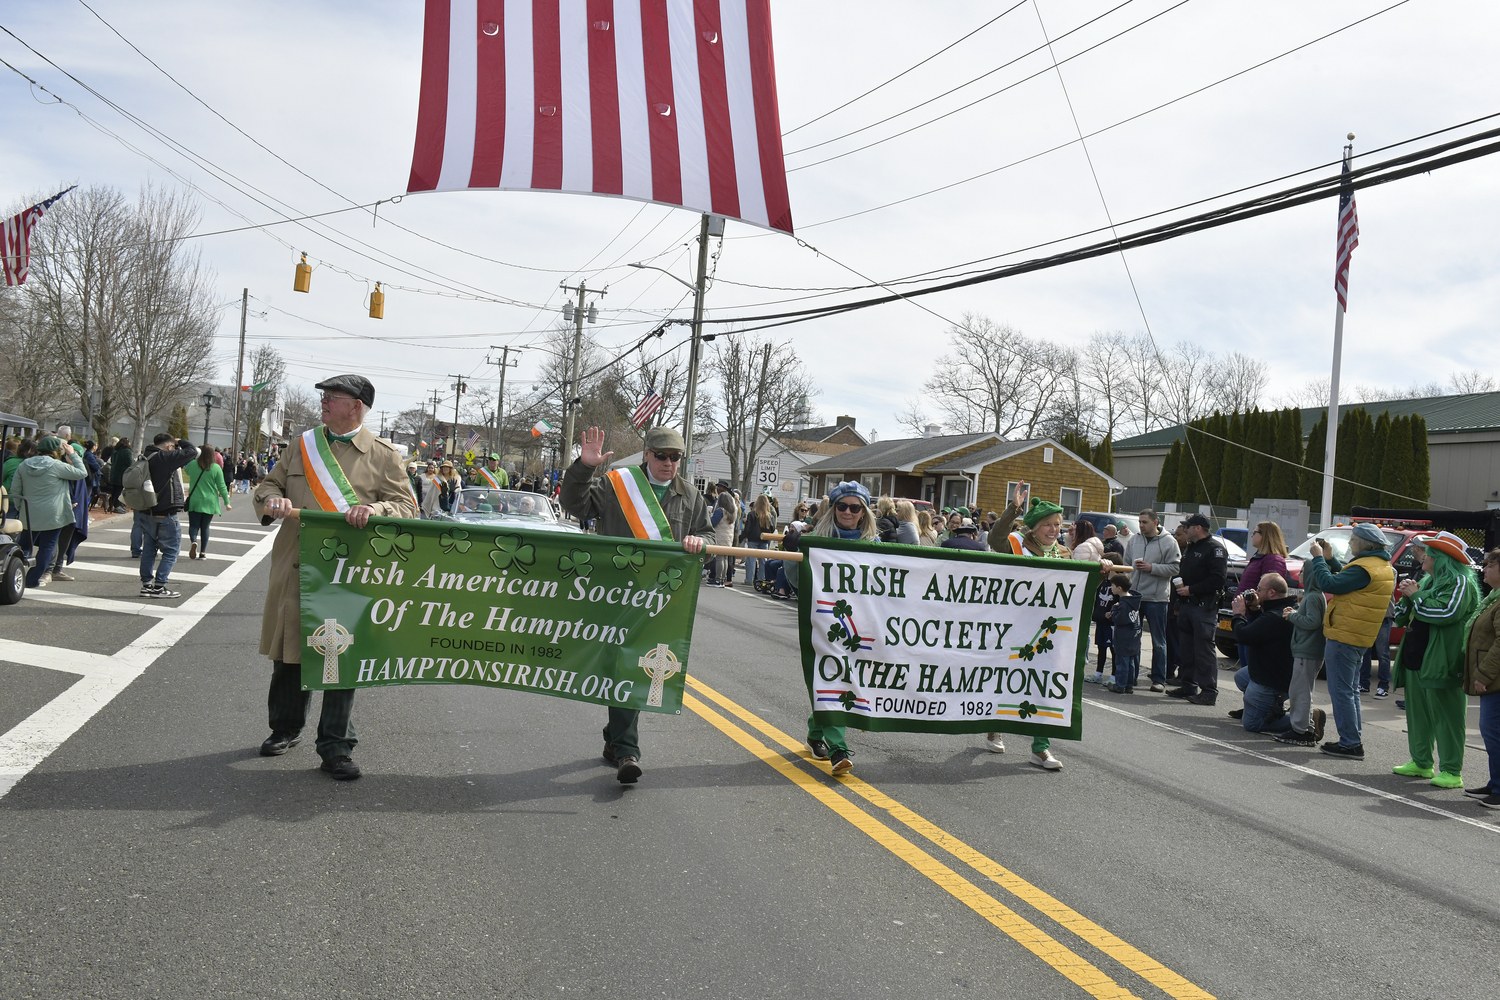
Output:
[1022, 497, 1065, 527]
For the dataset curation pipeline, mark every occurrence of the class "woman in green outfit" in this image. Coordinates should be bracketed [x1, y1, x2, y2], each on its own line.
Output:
[804, 480, 879, 775]
[1391, 531, 1480, 789]
[185, 448, 231, 560]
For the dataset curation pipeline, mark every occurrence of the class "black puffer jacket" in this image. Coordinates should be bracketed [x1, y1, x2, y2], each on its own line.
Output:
[1232, 595, 1299, 693]
[876, 514, 900, 543]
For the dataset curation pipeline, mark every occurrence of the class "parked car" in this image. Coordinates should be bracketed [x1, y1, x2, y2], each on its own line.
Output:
[1075, 511, 1132, 540]
[1216, 526, 1249, 549]
[428, 488, 582, 534]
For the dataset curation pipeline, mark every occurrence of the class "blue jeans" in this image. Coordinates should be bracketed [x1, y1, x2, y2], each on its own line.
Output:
[25, 528, 62, 587]
[1142, 601, 1169, 683]
[1323, 638, 1365, 748]
[775, 563, 796, 595]
[742, 540, 768, 583]
[1360, 618, 1393, 689]
[1480, 692, 1500, 792]
[1113, 651, 1139, 689]
[1242, 678, 1292, 733]
[137, 512, 181, 585]
[130, 516, 143, 556]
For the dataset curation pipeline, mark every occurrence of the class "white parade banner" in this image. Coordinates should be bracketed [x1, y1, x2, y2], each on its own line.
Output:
[798, 536, 1095, 739]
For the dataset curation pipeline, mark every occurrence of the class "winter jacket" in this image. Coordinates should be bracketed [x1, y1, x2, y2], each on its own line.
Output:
[109, 446, 134, 486]
[561, 459, 713, 554]
[875, 514, 900, 544]
[1178, 536, 1228, 608]
[740, 516, 770, 545]
[10, 451, 87, 532]
[1072, 535, 1104, 564]
[82, 449, 102, 489]
[1309, 548, 1395, 647]
[1232, 595, 1299, 693]
[1285, 588, 1328, 660]
[186, 461, 231, 515]
[1106, 590, 1144, 657]
[893, 520, 920, 545]
[1122, 529, 1180, 603]
[1, 455, 20, 493]
[1464, 594, 1500, 696]
[143, 440, 199, 516]
[1239, 551, 1288, 598]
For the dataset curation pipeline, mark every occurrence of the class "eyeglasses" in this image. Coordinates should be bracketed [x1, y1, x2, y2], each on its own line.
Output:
[321, 393, 357, 403]
[650, 451, 682, 462]
[835, 502, 864, 513]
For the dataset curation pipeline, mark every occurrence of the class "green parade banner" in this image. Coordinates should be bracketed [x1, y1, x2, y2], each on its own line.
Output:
[799, 536, 1097, 739]
[297, 511, 702, 715]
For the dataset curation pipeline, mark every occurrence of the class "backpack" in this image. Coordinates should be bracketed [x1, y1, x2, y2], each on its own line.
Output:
[120, 457, 157, 511]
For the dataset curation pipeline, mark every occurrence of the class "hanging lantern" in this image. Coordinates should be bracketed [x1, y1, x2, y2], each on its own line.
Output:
[293, 252, 312, 293]
[369, 282, 385, 319]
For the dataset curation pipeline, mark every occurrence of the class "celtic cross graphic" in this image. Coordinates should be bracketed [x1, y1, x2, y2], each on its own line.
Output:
[637, 643, 682, 708]
[307, 618, 354, 685]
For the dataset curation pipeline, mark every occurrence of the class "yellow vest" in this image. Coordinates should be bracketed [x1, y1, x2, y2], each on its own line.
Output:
[1322, 554, 1395, 647]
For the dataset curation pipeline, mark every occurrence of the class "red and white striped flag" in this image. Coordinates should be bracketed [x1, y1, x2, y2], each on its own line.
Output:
[1, 186, 74, 287]
[630, 387, 664, 429]
[1334, 155, 1359, 310]
[406, 0, 793, 233]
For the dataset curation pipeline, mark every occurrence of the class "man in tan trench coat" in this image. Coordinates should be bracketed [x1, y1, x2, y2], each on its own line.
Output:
[253, 375, 417, 779]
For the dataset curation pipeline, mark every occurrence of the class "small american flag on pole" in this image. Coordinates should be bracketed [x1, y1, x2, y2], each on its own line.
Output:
[2, 186, 75, 287]
[1334, 154, 1359, 310]
[463, 430, 480, 451]
[630, 387, 664, 430]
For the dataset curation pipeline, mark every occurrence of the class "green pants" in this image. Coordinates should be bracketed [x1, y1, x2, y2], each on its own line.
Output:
[603, 707, 640, 761]
[806, 716, 1049, 756]
[1405, 684, 1466, 775]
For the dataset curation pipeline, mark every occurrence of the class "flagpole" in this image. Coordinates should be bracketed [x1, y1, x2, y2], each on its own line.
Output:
[1319, 134, 1355, 531]
[231, 288, 247, 459]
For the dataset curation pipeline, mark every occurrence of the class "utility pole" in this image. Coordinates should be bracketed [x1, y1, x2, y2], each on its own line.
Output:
[681, 213, 722, 461]
[557, 281, 604, 464]
[428, 388, 443, 458]
[449, 375, 468, 457]
[488, 346, 521, 460]
[378, 410, 387, 438]
[231, 288, 248, 458]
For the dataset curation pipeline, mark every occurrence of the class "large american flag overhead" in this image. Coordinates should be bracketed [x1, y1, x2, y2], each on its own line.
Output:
[407, 0, 793, 233]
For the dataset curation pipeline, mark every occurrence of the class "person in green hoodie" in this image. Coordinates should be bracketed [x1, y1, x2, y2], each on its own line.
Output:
[1390, 532, 1481, 789]
[9, 436, 87, 588]
[185, 446, 231, 560]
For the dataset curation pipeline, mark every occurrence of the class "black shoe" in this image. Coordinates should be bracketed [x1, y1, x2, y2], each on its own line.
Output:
[602, 747, 618, 767]
[143, 584, 181, 599]
[616, 756, 642, 784]
[806, 738, 831, 761]
[1227, 708, 1244, 719]
[259, 732, 302, 756]
[321, 755, 361, 780]
[1395, 699, 1405, 710]
[1359, 686, 1370, 694]
[1166, 685, 1197, 699]
[1310, 708, 1327, 742]
[1186, 692, 1217, 706]
[1273, 729, 1316, 746]
[1480, 793, 1500, 810]
[829, 748, 853, 774]
[1374, 686, 1389, 699]
[1320, 742, 1365, 760]
[1464, 784, 1494, 798]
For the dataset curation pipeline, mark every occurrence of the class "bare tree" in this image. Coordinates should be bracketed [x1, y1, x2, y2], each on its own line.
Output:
[1080, 331, 1133, 440]
[705, 334, 818, 493]
[1276, 377, 1330, 409]
[1450, 369, 1497, 394]
[116, 185, 219, 445]
[606, 342, 692, 448]
[1214, 351, 1268, 414]
[894, 398, 931, 437]
[922, 314, 1051, 436]
[0, 288, 72, 423]
[241, 344, 286, 453]
[1114, 332, 1171, 434]
[1165, 341, 1217, 425]
[21, 185, 133, 439]
[281, 384, 319, 436]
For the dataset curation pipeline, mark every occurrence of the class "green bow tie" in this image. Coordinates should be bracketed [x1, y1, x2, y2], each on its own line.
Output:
[325, 426, 360, 444]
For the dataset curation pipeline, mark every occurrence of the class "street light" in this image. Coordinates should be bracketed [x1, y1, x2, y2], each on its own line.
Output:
[200, 387, 218, 447]
[628, 261, 696, 292]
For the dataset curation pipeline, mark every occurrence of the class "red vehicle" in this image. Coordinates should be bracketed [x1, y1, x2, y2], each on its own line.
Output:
[1214, 520, 1436, 658]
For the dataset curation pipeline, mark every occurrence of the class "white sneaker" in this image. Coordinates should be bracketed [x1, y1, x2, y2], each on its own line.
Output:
[1085, 672, 1103, 684]
[36, 571, 52, 588]
[1029, 750, 1063, 770]
[983, 733, 1006, 754]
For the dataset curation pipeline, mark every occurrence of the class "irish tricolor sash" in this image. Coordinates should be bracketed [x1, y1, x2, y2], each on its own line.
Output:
[605, 467, 674, 541]
[300, 427, 362, 513]
[475, 467, 502, 489]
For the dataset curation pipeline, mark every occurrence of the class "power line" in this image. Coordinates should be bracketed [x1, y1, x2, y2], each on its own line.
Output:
[781, 0, 1029, 137]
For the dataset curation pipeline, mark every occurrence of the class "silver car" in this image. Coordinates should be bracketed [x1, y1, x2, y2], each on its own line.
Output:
[429, 488, 580, 534]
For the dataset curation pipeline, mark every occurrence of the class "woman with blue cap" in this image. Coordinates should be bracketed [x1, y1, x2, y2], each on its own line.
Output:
[804, 480, 879, 774]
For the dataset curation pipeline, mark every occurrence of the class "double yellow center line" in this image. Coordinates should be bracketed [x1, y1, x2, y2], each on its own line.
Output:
[683, 675, 1214, 1000]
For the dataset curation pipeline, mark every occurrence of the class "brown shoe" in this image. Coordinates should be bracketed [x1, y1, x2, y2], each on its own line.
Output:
[616, 756, 642, 784]
[1311, 708, 1327, 742]
[189, 541, 199, 560]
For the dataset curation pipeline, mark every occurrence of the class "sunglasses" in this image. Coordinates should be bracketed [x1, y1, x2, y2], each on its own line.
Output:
[651, 451, 682, 462]
[835, 501, 864, 513]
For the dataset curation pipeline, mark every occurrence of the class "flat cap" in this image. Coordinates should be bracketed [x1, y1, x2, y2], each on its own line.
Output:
[643, 426, 686, 453]
[314, 374, 375, 407]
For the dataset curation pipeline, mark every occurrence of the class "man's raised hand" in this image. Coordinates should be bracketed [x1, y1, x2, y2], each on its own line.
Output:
[580, 426, 613, 468]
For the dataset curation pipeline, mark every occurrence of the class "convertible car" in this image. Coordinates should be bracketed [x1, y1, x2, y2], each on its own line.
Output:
[429, 488, 580, 534]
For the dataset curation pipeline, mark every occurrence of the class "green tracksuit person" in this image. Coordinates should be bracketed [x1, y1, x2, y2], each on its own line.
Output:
[1391, 532, 1480, 789]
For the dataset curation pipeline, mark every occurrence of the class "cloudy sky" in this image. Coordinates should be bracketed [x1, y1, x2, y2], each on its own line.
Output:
[3, 0, 1497, 441]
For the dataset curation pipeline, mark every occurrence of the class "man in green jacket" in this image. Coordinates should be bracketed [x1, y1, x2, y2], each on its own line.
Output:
[561, 425, 712, 783]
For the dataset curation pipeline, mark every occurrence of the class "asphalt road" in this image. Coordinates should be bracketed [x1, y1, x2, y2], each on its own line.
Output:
[3, 507, 1498, 999]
